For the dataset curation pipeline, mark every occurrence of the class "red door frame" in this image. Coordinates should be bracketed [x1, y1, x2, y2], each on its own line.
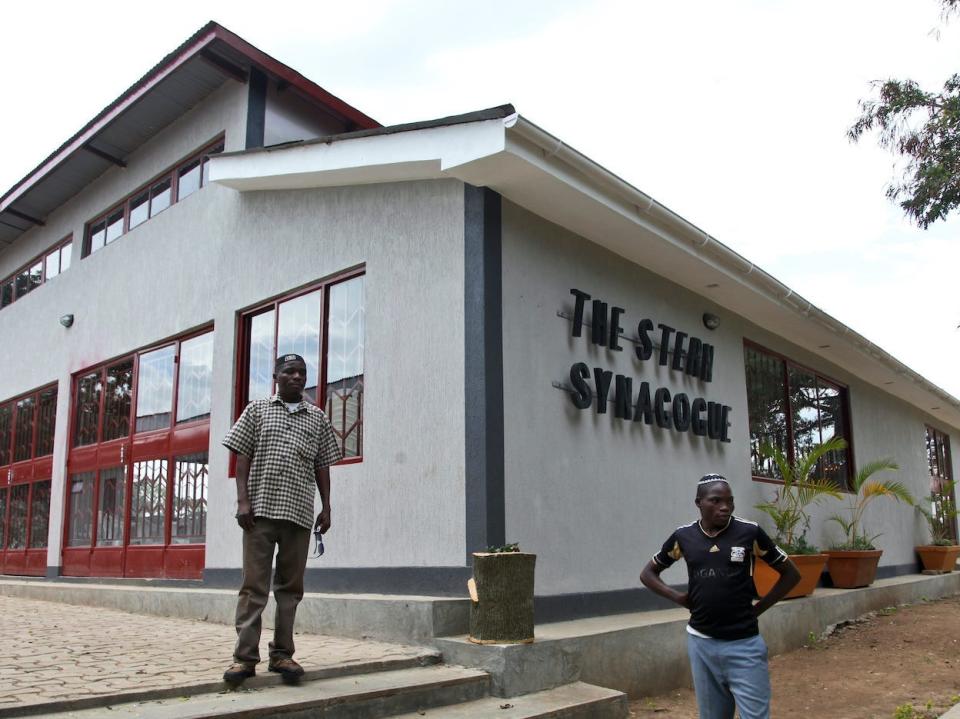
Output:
[0, 385, 57, 577]
[62, 329, 212, 579]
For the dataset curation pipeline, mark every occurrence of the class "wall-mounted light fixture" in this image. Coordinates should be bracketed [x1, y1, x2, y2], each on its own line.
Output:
[702, 312, 720, 331]
[59, 314, 74, 328]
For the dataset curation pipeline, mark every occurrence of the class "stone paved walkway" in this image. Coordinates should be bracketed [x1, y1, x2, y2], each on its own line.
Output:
[0, 595, 433, 712]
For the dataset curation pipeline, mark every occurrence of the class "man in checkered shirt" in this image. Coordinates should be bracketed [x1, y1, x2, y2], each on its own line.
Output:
[221, 353, 342, 684]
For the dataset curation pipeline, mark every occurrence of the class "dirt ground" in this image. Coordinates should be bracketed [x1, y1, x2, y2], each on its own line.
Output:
[629, 594, 960, 719]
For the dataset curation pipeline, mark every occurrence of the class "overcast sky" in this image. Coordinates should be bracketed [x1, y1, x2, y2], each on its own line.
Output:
[3, 1, 959, 399]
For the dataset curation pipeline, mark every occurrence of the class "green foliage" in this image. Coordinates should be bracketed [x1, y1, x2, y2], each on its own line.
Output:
[486, 543, 520, 553]
[915, 480, 958, 546]
[828, 458, 913, 550]
[754, 438, 844, 553]
[849, 1, 960, 228]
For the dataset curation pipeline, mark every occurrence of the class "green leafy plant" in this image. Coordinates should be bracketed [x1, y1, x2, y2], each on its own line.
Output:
[486, 543, 520, 553]
[915, 480, 958, 546]
[828, 458, 912, 550]
[754, 438, 845, 554]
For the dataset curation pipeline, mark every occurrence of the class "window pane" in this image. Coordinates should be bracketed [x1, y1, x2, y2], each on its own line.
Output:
[28, 480, 51, 548]
[247, 310, 275, 401]
[60, 242, 72, 272]
[0, 403, 12, 467]
[13, 396, 36, 463]
[15, 268, 32, 299]
[744, 346, 787, 477]
[130, 458, 167, 545]
[129, 190, 149, 229]
[1, 280, 13, 308]
[135, 345, 175, 432]
[278, 290, 322, 402]
[177, 159, 201, 201]
[105, 208, 124, 244]
[149, 178, 171, 216]
[6, 484, 29, 549]
[326, 277, 365, 457]
[102, 360, 133, 442]
[74, 372, 102, 447]
[172, 452, 208, 544]
[817, 380, 848, 487]
[96, 466, 126, 547]
[788, 366, 820, 460]
[89, 221, 106, 254]
[35, 388, 57, 457]
[29, 261, 42, 292]
[68, 472, 95, 546]
[176, 333, 214, 423]
[0, 488, 6, 549]
[45, 250, 60, 279]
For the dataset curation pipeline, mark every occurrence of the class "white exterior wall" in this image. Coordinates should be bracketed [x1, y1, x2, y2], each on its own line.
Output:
[0, 79, 468, 572]
[501, 200, 960, 596]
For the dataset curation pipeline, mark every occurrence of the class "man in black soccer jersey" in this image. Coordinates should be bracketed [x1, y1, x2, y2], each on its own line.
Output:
[640, 473, 800, 719]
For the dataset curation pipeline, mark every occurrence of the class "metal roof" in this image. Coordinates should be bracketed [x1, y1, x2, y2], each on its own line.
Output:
[0, 21, 379, 249]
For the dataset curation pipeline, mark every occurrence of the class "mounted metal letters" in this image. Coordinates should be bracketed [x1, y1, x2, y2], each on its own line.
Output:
[564, 288, 731, 443]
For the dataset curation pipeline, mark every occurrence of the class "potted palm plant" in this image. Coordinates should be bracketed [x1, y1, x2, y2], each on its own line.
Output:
[915, 480, 960, 573]
[825, 458, 912, 588]
[753, 437, 844, 598]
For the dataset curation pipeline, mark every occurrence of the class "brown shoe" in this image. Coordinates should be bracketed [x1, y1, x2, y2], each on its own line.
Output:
[268, 657, 305, 680]
[223, 662, 256, 684]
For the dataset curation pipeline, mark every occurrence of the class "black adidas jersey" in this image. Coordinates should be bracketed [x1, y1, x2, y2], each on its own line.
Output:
[652, 516, 787, 640]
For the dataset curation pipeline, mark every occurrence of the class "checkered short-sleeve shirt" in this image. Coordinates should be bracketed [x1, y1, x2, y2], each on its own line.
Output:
[223, 396, 343, 529]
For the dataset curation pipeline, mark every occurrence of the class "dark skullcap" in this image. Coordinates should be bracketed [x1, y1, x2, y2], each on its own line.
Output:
[275, 353, 306, 370]
[697, 473, 729, 486]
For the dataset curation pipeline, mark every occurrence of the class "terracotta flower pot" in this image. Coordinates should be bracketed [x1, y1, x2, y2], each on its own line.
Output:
[824, 549, 883, 588]
[916, 545, 960, 573]
[754, 554, 827, 599]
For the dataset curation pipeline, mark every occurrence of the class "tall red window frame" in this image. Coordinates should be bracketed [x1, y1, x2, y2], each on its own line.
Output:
[61, 327, 213, 579]
[0, 383, 57, 576]
[743, 339, 855, 488]
[235, 267, 364, 465]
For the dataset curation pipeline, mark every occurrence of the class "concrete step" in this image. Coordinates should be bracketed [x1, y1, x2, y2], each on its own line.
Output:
[0, 652, 442, 719]
[37, 665, 490, 719]
[389, 681, 628, 718]
[0, 579, 469, 644]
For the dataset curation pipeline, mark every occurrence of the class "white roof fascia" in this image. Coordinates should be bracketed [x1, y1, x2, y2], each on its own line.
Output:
[209, 112, 960, 430]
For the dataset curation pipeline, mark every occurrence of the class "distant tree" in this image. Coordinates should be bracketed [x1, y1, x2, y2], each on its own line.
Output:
[848, 0, 960, 228]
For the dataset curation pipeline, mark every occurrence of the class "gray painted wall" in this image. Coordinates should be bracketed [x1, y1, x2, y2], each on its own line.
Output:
[501, 200, 960, 597]
[0, 77, 468, 573]
[264, 81, 347, 147]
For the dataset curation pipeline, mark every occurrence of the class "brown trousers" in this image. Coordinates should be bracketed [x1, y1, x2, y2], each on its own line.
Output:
[233, 517, 311, 665]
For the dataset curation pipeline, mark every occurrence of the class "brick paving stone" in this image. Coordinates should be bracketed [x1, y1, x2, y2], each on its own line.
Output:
[0, 594, 432, 709]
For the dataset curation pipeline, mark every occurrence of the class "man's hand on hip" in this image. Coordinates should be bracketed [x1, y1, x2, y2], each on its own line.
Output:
[315, 507, 331, 534]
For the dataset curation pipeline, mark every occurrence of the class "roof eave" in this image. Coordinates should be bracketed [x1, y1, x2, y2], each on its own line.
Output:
[209, 110, 960, 431]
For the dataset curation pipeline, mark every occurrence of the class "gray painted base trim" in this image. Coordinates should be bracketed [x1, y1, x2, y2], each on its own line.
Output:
[204, 566, 472, 596]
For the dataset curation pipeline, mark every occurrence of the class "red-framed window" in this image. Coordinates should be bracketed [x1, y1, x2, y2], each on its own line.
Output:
[238, 270, 364, 460]
[744, 341, 853, 488]
[926, 426, 957, 543]
[0, 384, 57, 577]
[0, 235, 73, 311]
[63, 328, 213, 579]
[82, 137, 224, 258]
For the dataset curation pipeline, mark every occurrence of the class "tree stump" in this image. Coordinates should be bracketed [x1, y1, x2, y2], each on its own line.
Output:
[468, 552, 536, 644]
